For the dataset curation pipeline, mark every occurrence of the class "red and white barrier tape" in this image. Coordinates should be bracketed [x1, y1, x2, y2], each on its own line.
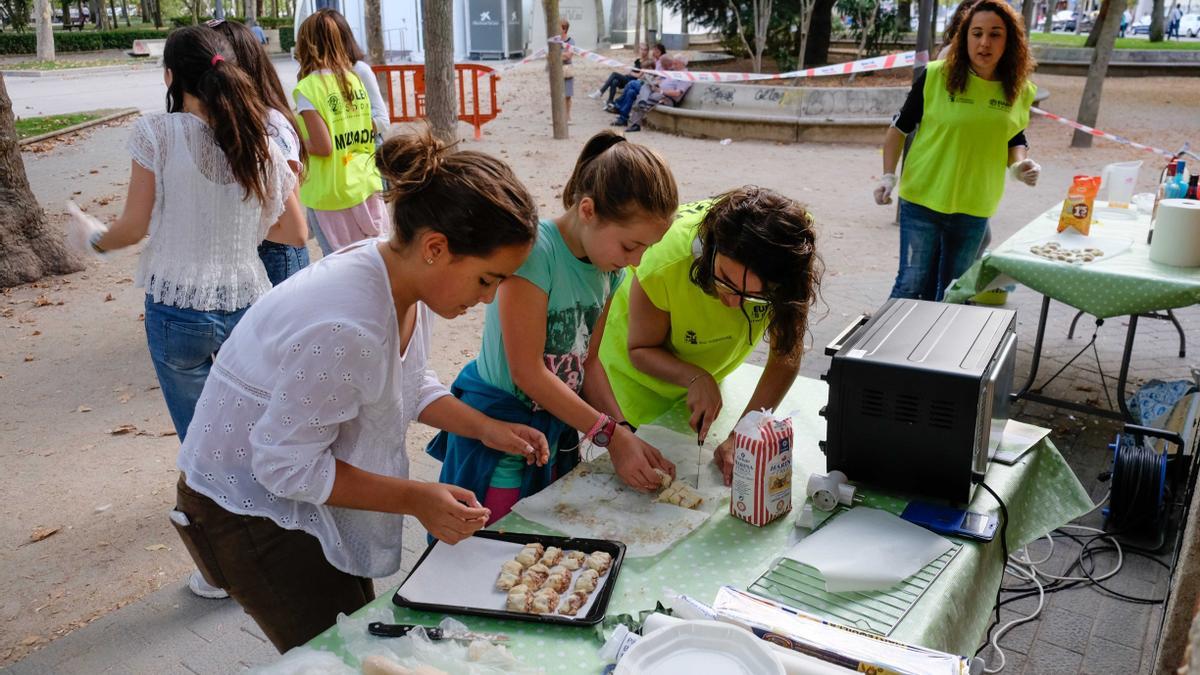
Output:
[504, 41, 1183, 159]
[1030, 107, 1177, 158]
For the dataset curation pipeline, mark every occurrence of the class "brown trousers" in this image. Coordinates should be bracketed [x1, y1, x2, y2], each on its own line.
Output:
[172, 475, 376, 652]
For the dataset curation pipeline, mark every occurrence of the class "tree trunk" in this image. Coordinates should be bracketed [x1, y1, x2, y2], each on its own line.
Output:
[805, 0, 835, 66]
[1042, 0, 1053, 33]
[1150, 0, 1164, 40]
[634, 0, 643, 49]
[1022, 0, 1037, 33]
[107, 0, 118, 28]
[421, 0, 458, 145]
[797, 0, 814, 70]
[753, 0, 772, 74]
[35, 0, 54, 60]
[898, 0, 911, 32]
[364, 0, 385, 95]
[271, 0, 277, 18]
[594, 0, 606, 42]
[244, 0, 255, 24]
[0, 76, 84, 289]
[152, 0, 160, 27]
[1084, 0, 1110, 45]
[92, 0, 108, 29]
[543, 0, 568, 139]
[1072, 0, 1123, 147]
[120, 0, 130, 26]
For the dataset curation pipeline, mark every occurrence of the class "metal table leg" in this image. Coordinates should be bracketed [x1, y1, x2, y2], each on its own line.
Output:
[1014, 295, 1051, 399]
[1117, 314, 1139, 422]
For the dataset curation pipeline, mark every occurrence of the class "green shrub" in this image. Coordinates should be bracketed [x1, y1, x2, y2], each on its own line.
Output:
[278, 25, 294, 52]
[0, 28, 168, 55]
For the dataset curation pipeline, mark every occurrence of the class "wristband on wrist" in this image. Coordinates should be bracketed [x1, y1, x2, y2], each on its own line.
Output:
[585, 414, 617, 448]
[89, 230, 107, 254]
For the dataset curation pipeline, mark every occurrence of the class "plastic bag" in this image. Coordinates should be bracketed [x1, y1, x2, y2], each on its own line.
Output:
[1057, 175, 1102, 235]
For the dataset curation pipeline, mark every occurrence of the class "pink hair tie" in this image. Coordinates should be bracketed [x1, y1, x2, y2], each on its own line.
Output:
[210, 54, 224, 67]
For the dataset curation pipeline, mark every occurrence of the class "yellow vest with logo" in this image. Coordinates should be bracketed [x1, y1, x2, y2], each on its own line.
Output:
[898, 60, 1035, 219]
[294, 71, 381, 211]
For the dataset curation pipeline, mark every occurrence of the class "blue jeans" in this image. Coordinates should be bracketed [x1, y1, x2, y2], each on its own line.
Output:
[890, 199, 989, 301]
[614, 80, 643, 123]
[601, 72, 635, 103]
[257, 240, 310, 287]
[308, 207, 333, 256]
[144, 297, 249, 440]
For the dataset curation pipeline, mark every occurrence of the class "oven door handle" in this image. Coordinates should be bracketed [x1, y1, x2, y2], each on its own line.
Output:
[825, 314, 871, 356]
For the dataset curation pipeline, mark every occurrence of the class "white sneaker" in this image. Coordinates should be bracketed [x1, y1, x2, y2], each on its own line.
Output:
[587, 89, 602, 99]
[188, 570, 228, 599]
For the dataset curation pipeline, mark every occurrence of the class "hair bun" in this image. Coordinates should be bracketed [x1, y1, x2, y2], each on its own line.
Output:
[377, 127, 456, 203]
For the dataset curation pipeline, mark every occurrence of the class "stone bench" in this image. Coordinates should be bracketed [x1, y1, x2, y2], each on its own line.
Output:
[646, 81, 908, 144]
[128, 39, 167, 64]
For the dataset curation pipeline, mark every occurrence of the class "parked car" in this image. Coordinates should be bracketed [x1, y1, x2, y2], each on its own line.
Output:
[1131, 15, 1152, 35]
[1052, 9, 1077, 31]
[1180, 13, 1200, 37]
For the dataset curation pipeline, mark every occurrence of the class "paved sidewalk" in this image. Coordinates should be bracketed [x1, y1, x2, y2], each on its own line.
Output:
[6, 266, 1193, 674]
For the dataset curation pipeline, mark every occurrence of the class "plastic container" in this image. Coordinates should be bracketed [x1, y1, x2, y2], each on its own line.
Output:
[1100, 160, 1141, 208]
[616, 620, 785, 675]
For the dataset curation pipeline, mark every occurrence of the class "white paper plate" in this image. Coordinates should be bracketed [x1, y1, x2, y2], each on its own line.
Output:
[1013, 230, 1133, 264]
[616, 620, 785, 675]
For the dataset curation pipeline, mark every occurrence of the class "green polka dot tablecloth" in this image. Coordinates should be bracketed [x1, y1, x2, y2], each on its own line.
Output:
[302, 366, 1093, 672]
[945, 201, 1200, 318]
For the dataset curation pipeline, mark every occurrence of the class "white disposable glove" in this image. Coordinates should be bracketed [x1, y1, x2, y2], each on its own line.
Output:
[874, 173, 898, 205]
[65, 200, 110, 260]
[1009, 158, 1041, 187]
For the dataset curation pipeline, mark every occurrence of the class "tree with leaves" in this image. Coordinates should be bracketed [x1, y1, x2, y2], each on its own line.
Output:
[661, 0, 841, 70]
[0, 75, 83, 289]
[729, 0, 773, 73]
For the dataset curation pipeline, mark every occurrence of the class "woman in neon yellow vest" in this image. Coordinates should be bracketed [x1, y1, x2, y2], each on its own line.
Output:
[599, 187, 822, 485]
[874, 0, 1041, 301]
[294, 9, 385, 252]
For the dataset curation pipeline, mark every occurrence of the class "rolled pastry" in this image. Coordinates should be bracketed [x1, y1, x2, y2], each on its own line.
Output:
[506, 584, 532, 612]
[500, 560, 524, 576]
[521, 562, 550, 589]
[559, 590, 589, 616]
[585, 551, 613, 576]
[657, 481, 704, 509]
[495, 570, 521, 591]
[562, 550, 586, 571]
[545, 571, 571, 594]
[539, 546, 563, 567]
[653, 468, 673, 489]
[574, 568, 600, 593]
[524, 542, 545, 557]
[514, 548, 539, 568]
[531, 588, 560, 614]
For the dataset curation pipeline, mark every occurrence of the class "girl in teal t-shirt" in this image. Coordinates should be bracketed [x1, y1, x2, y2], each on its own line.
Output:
[428, 131, 681, 523]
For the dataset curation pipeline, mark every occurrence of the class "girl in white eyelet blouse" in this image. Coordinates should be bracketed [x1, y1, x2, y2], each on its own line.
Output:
[168, 129, 551, 652]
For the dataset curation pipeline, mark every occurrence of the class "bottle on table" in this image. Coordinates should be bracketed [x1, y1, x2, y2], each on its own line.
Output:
[1153, 161, 1178, 222]
[1188, 175, 1199, 200]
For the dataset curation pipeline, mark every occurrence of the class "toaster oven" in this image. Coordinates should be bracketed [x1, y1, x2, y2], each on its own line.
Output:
[820, 299, 1017, 504]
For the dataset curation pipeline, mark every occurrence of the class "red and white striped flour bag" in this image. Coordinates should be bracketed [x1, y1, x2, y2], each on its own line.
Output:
[730, 410, 794, 526]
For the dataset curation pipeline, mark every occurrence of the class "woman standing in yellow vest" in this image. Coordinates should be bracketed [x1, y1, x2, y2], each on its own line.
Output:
[294, 9, 385, 252]
[599, 188, 822, 485]
[874, 0, 1041, 301]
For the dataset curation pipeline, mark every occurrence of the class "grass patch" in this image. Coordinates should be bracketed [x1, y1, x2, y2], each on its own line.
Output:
[1029, 32, 1200, 50]
[3, 57, 136, 70]
[15, 111, 107, 139]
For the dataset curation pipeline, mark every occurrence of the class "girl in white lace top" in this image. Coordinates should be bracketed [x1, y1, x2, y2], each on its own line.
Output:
[67, 27, 307, 450]
[170, 129, 552, 652]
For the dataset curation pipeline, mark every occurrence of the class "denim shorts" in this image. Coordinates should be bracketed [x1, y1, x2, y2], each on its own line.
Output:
[257, 240, 310, 287]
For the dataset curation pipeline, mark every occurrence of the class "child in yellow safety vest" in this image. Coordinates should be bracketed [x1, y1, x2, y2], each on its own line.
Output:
[294, 9, 385, 252]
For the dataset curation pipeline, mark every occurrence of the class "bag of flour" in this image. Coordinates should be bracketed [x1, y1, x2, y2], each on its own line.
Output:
[730, 409, 793, 526]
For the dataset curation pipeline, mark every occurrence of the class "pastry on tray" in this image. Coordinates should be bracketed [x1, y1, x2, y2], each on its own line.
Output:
[544, 569, 571, 594]
[562, 550, 586, 570]
[559, 590, 589, 616]
[506, 584, 532, 612]
[495, 569, 521, 591]
[539, 546, 563, 567]
[585, 551, 612, 576]
[574, 568, 600, 594]
[530, 587, 560, 614]
[520, 562, 551, 589]
[514, 543, 542, 568]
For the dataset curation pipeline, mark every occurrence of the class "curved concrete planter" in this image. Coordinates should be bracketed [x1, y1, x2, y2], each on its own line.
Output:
[646, 81, 907, 144]
[1031, 46, 1200, 77]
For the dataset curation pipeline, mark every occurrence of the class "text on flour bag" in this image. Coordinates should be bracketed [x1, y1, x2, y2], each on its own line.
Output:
[731, 409, 794, 526]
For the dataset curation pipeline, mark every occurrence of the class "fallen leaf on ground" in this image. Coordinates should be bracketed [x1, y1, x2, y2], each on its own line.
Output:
[108, 424, 138, 435]
[76, 405, 92, 413]
[31, 330, 41, 336]
[94, 504, 111, 513]
[19, 635, 42, 646]
[23, 355, 34, 362]
[118, 393, 132, 403]
[33, 296, 52, 307]
[29, 527, 60, 543]
[144, 544, 168, 551]
[104, 293, 114, 302]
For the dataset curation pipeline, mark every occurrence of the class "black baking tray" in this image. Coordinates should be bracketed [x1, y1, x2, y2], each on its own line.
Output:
[391, 530, 626, 627]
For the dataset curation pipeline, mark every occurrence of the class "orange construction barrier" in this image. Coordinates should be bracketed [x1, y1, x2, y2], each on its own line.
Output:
[371, 64, 501, 140]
